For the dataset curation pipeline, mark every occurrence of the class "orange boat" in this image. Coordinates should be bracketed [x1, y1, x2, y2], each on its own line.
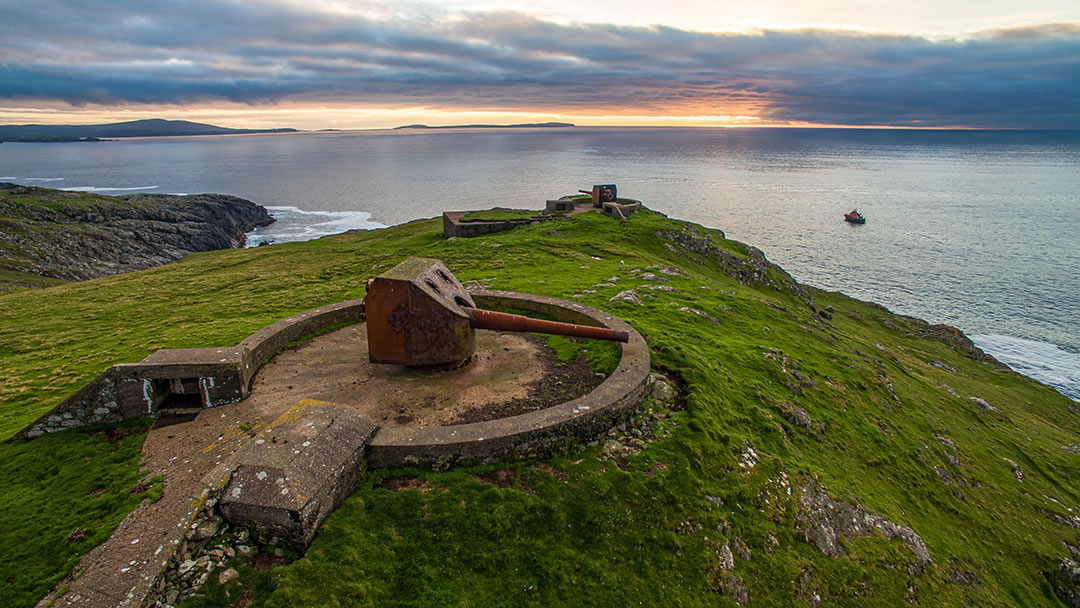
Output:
[844, 209, 866, 224]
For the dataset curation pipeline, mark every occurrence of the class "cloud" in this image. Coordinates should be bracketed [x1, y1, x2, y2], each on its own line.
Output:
[0, 1, 1077, 127]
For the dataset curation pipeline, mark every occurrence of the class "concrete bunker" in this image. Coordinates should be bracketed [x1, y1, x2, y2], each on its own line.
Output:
[155, 378, 201, 412]
[19, 258, 649, 568]
[445, 185, 644, 238]
[204, 283, 649, 549]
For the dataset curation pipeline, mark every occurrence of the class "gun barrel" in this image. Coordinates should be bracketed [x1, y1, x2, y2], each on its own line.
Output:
[464, 308, 629, 343]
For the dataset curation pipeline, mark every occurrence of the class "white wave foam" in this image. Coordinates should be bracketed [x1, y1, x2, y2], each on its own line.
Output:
[0, 177, 17, 180]
[24, 177, 64, 182]
[972, 334, 1080, 401]
[60, 185, 160, 192]
[245, 206, 387, 246]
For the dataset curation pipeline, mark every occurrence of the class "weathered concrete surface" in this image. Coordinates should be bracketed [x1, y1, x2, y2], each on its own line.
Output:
[237, 299, 366, 383]
[602, 199, 643, 219]
[255, 325, 551, 428]
[219, 401, 378, 547]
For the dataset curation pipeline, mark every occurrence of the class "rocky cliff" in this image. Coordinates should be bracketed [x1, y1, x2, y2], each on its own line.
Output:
[0, 183, 274, 285]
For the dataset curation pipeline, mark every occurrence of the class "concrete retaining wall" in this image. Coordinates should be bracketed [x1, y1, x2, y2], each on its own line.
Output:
[602, 199, 643, 219]
[17, 299, 365, 440]
[238, 300, 366, 386]
[442, 211, 545, 238]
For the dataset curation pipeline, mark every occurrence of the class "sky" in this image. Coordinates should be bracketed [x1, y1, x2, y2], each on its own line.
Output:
[0, 0, 1078, 129]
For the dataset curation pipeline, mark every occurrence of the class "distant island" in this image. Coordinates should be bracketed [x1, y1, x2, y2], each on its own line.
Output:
[0, 118, 297, 142]
[393, 122, 575, 130]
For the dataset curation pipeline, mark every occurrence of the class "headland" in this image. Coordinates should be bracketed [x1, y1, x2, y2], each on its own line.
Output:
[1, 191, 1078, 608]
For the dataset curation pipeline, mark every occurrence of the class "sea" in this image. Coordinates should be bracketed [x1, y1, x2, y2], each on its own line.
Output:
[1, 127, 1078, 400]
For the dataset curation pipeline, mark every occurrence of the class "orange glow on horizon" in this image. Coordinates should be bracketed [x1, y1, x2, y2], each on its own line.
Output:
[0, 103, 987, 131]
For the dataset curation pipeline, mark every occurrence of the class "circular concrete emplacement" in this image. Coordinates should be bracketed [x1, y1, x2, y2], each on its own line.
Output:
[248, 324, 605, 428]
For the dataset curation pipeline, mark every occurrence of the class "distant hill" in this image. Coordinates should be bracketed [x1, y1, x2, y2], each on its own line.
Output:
[394, 122, 575, 129]
[0, 118, 297, 142]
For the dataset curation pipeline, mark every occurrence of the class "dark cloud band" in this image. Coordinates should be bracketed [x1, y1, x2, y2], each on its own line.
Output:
[0, 1, 1077, 128]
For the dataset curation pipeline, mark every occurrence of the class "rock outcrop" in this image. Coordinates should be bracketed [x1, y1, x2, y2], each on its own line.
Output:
[0, 183, 274, 283]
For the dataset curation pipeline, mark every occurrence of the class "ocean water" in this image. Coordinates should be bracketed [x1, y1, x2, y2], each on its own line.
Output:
[1, 127, 1078, 399]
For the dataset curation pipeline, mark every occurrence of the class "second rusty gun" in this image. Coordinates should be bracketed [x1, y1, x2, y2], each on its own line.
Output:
[364, 257, 628, 367]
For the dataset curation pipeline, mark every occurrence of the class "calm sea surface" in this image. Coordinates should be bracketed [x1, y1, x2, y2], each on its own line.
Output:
[2, 127, 1078, 399]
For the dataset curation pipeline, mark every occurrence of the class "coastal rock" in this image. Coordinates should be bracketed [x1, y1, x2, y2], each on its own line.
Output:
[609, 289, 644, 306]
[649, 373, 677, 404]
[656, 226, 814, 308]
[218, 567, 240, 585]
[678, 307, 719, 324]
[779, 401, 812, 428]
[795, 480, 931, 566]
[0, 183, 274, 283]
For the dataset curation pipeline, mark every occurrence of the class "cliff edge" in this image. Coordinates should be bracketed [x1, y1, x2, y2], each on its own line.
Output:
[0, 183, 274, 288]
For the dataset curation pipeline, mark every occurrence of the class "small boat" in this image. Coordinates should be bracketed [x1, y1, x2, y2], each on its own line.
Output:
[844, 209, 866, 224]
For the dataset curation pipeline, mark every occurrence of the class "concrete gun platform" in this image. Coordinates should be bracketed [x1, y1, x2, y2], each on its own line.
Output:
[36, 290, 649, 608]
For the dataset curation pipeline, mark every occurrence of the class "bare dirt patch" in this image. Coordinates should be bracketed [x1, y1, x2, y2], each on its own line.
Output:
[449, 336, 605, 425]
[101, 425, 144, 444]
[380, 477, 436, 492]
[252, 553, 288, 572]
[533, 463, 567, 482]
[475, 469, 517, 488]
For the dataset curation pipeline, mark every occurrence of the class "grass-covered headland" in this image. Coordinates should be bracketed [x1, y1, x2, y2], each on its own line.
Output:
[2, 206, 1079, 607]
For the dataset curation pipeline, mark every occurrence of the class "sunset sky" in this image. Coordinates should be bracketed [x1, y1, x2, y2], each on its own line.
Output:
[1, 0, 1078, 129]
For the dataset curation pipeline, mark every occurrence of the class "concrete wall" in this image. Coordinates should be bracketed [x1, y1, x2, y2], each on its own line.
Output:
[238, 300, 366, 386]
[545, 198, 577, 213]
[442, 211, 543, 238]
[602, 199, 643, 219]
[17, 299, 366, 439]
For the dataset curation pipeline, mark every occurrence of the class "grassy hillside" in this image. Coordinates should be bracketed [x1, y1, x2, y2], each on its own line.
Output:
[1, 209, 1078, 607]
[0, 186, 125, 290]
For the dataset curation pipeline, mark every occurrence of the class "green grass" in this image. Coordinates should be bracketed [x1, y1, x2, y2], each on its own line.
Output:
[0, 186, 130, 212]
[0, 420, 159, 607]
[0, 268, 69, 291]
[460, 208, 540, 222]
[542, 334, 621, 375]
[2, 209, 1078, 607]
[487, 305, 622, 375]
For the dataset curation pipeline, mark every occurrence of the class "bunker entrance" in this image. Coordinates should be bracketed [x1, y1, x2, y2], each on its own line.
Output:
[154, 378, 204, 413]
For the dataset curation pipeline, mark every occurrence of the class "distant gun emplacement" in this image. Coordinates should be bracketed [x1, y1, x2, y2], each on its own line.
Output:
[364, 257, 628, 367]
[579, 184, 617, 206]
